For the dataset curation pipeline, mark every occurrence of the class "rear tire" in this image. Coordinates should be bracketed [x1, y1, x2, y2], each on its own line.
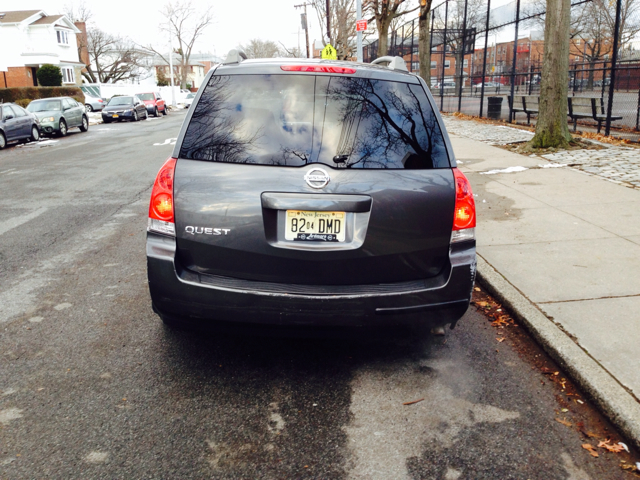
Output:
[58, 119, 68, 137]
[79, 116, 89, 132]
[0, 132, 6, 149]
[85, 104, 93, 112]
[30, 126, 40, 142]
[162, 106, 168, 116]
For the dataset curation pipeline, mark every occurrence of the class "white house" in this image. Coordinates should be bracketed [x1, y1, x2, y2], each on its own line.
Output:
[152, 55, 207, 89]
[0, 10, 85, 88]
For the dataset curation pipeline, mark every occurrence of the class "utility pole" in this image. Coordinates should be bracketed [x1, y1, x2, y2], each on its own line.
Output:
[169, 24, 176, 109]
[326, 0, 331, 45]
[356, 0, 362, 62]
[294, 2, 312, 58]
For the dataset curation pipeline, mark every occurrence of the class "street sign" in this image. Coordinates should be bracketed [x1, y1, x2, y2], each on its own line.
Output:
[356, 20, 367, 32]
[321, 44, 337, 60]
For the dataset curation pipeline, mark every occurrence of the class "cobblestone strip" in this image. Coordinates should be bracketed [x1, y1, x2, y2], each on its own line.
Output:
[443, 115, 640, 188]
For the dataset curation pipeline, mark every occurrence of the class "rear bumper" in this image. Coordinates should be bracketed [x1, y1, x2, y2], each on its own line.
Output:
[146, 232, 476, 329]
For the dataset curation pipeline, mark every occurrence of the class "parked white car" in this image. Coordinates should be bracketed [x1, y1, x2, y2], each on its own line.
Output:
[184, 92, 196, 109]
[84, 93, 105, 112]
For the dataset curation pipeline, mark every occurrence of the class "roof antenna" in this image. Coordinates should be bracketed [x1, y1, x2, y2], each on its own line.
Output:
[223, 49, 247, 65]
[371, 56, 408, 72]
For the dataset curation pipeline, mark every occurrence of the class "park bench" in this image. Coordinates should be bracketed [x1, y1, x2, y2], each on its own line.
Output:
[592, 97, 623, 133]
[508, 95, 539, 124]
[567, 96, 623, 133]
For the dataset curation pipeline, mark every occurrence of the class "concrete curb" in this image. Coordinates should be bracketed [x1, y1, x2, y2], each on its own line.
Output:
[476, 254, 640, 450]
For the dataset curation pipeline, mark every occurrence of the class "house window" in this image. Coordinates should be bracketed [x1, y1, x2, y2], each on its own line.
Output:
[576, 39, 581, 45]
[61, 67, 75, 84]
[575, 55, 580, 61]
[444, 60, 451, 69]
[411, 62, 419, 71]
[430, 61, 436, 69]
[604, 54, 610, 60]
[56, 30, 69, 45]
[463, 59, 468, 67]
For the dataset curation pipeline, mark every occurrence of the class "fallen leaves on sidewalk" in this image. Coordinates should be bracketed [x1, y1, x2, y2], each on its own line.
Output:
[581, 131, 633, 146]
[582, 444, 599, 457]
[620, 462, 640, 477]
[597, 439, 626, 453]
[555, 418, 572, 427]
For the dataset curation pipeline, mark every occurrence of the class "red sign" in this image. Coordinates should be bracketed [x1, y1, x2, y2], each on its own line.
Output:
[356, 20, 367, 32]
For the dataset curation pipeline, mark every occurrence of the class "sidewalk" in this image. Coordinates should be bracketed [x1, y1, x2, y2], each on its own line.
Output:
[445, 115, 640, 448]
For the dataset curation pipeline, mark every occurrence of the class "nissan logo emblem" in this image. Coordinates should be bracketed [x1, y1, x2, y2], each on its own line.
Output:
[304, 168, 330, 189]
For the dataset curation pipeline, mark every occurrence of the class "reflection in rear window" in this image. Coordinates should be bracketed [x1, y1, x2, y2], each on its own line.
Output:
[179, 74, 449, 169]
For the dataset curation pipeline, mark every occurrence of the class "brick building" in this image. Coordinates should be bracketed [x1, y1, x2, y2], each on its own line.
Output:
[0, 10, 85, 88]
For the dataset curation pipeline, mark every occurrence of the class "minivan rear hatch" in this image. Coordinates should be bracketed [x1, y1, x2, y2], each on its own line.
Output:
[173, 68, 455, 286]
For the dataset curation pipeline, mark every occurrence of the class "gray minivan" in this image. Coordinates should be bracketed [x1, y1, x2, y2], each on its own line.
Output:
[146, 53, 476, 333]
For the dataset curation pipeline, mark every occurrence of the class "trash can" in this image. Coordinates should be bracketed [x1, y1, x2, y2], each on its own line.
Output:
[487, 96, 503, 120]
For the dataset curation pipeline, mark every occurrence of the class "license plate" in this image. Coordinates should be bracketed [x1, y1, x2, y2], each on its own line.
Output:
[112, 114, 119, 118]
[285, 210, 345, 242]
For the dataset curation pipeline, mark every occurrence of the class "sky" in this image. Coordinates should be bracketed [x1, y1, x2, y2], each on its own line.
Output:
[1, 0, 519, 59]
[1, 0, 331, 59]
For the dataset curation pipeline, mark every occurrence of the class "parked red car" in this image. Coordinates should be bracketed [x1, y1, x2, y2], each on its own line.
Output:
[136, 92, 167, 117]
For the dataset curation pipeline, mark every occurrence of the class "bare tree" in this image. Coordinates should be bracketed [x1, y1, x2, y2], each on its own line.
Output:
[144, 0, 213, 89]
[528, 0, 572, 148]
[311, 0, 358, 59]
[418, 0, 433, 86]
[363, 0, 418, 57]
[239, 39, 281, 59]
[279, 43, 305, 58]
[571, 0, 640, 85]
[431, 0, 484, 92]
[83, 29, 151, 83]
[63, 0, 93, 23]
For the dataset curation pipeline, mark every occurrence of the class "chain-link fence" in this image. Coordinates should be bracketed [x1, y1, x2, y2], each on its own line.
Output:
[364, 0, 640, 142]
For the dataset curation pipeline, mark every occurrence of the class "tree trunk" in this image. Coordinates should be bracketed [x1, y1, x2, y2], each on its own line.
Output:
[528, 0, 572, 148]
[587, 61, 595, 90]
[419, 3, 432, 86]
[376, 16, 392, 57]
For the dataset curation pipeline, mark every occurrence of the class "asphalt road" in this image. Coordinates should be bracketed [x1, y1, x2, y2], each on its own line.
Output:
[0, 110, 635, 479]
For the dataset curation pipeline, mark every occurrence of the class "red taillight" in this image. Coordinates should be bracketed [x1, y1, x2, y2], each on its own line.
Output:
[280, 65, 356, 74]
[452, 168, 476, 231]
[149, 157, 177, 223]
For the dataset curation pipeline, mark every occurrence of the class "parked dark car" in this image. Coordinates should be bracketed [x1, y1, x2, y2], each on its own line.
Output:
[137, 92, 167, 117]
[0, 102, 41, 149]
[26, 97, 89, 136]
[146, 54, 476, 335]
[102, 96, 148, 123]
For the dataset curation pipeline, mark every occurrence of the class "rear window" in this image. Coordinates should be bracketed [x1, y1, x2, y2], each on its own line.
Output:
[179, 74, 449, 169]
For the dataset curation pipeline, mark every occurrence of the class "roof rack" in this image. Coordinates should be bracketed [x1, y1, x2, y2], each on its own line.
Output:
[223, 49, 247, 65]
[370, 56, 408, 72]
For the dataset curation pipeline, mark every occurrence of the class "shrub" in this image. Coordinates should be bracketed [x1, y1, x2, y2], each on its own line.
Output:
[37, 64, 63, 87]
[0, 86, 84, 104]
[15, 99, 31, 108]
[157, 69, 169, 87]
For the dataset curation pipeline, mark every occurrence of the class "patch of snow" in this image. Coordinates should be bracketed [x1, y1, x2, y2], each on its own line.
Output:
[480, 166, 529, 175]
